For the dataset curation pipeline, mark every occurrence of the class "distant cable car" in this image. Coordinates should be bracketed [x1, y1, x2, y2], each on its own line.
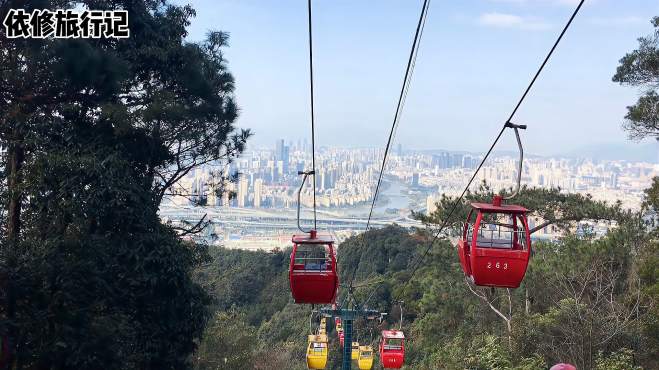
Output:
[357, 345, 374, 370]
[335, 317, 344, 346]
[319, 318, 327, 335]
[379, 330, 405, 369]
[290, 171, 339, 304]
[351, 342, 360, 360]
[306, 334, 329, 369]
[458, 123, 532, 288]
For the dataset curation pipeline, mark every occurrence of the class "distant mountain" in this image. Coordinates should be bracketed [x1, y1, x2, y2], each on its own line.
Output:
[560, 141, 658, 163]
[393, 142, 657, 163]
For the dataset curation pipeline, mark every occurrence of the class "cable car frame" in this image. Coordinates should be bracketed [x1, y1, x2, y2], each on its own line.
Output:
[457, 123, 532, 288]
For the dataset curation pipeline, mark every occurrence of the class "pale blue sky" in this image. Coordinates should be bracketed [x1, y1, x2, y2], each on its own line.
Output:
[181, 0, 659, 156]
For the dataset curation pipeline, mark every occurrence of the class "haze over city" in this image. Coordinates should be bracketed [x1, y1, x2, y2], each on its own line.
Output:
[161, 139, 657, 250]
[181, 0, 659, 156]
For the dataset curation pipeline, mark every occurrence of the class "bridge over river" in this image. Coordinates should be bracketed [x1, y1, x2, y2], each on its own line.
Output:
[159, 205, 423, 232]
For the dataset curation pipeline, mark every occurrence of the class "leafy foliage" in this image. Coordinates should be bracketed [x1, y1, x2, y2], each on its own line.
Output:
[193, 310, 258, 370]
[595, 349, 642, 370]
[416, 182, 627, 235]
[0, 0, 248, 368]
[612, 16, 659, 140]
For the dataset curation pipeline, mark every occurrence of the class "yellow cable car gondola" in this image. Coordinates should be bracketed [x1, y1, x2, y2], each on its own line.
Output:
[306, 334, 328, 369]
[319, 318, 327, 335]
[351, 341, 360, 360]
[357, 345, 375, 370]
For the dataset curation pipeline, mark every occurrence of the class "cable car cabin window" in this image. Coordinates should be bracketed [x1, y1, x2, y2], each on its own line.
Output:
[293, 243, 332, 271]
[383, 339, 403, 350]
[311, 343, 326, 352]
[467, 213, 528, 251]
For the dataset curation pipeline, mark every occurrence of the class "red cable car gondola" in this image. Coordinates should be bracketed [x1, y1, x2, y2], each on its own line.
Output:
[458, 196, 531, 288]
[457, 122, 532, 288]
[379, 330, 405, 369]
[289, 171, 339, 304]
[289, 230, 339, 304]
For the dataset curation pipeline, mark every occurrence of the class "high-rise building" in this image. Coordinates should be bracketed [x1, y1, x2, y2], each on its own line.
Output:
[275, 139, 284, 160]
[275, 139, 289, 175]
[254, 178, 263, 208]
[433, 152, 451, 169]
[238, 176, 248, 207]
[207, 188, 219, 206]
[282, 145, 289, 174]
[426, 195, 437, 215]
[222, 182, 233, 208]
[452, 153, 463, 168]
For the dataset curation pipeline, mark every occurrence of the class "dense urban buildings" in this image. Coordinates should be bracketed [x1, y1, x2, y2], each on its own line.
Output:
[160, 139, 657, 250]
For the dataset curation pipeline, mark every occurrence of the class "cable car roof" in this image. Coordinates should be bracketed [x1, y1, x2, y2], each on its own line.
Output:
[381, 330, 405, 339]
[308, 334, 328, 342]
[292, 234, 335, 244]
[470, 202, 529, 213]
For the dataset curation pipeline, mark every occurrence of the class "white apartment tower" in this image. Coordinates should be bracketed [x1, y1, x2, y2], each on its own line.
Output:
[238, 176, 249, 208]
[254, 178, 263, 208]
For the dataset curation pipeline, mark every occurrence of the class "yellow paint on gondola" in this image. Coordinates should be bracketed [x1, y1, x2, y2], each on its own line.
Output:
[351, 342, 360, 360]
[319, 318, 327, 335]
[306, 334, 328, 369]
[357, 345, 374, 370]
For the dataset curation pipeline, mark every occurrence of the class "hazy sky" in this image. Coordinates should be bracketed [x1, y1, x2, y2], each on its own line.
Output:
[180, 0, 659, 155]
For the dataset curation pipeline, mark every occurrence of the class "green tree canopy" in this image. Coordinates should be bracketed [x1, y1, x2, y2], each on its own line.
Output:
[613, 16, 659, 141]
[417, 182, 627, 235]
[0, 0, 249, 368]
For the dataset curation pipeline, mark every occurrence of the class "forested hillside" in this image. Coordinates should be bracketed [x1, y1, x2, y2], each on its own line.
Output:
[192, 181, 658, 370]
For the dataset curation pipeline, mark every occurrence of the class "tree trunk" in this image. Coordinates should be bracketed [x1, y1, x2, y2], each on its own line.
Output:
[505, 289, 513, 348]
[7, 139, 24, 242]
[525, 288, 531, 314]
[3, 132, 24, 370]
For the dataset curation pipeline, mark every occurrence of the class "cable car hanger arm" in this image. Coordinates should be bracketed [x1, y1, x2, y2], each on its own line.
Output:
[297, 170, 315, 233]
[503, 122, 526, 200]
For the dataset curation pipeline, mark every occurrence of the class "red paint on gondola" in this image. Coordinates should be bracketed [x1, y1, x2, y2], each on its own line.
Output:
[458, 196, 532, 288]
[289, 231, 339, 304]
[379, 330, 405, 369]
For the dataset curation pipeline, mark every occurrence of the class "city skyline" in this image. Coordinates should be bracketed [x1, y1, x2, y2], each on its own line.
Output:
[162, 139, 656, 250]
[177, 138, 657, 208]
[242, 136, 658, 163]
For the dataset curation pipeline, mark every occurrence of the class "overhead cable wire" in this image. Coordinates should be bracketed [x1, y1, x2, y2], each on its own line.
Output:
[307, 0, 318, 229]
[346, 0, 431, 292]
[391, 0, 586, 305]
[366, 0, 430, 231]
